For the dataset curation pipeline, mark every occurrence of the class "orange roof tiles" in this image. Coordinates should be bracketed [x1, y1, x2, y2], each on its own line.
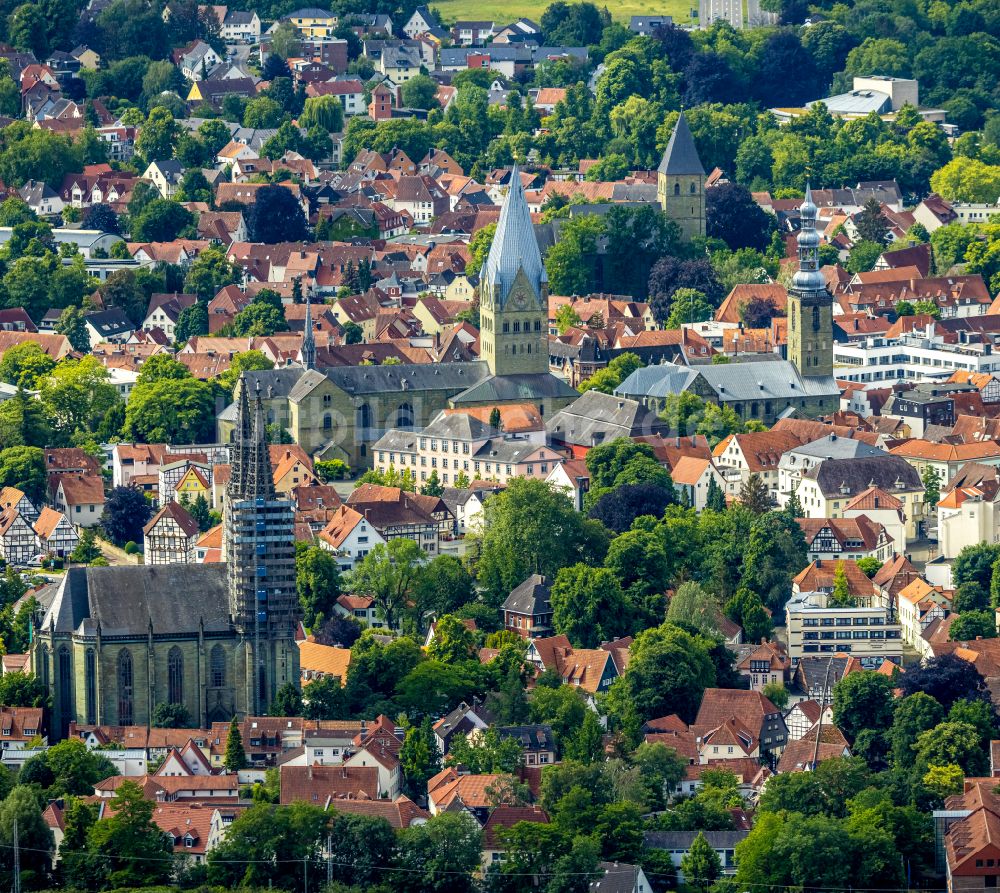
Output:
[298, 641, 351, 683]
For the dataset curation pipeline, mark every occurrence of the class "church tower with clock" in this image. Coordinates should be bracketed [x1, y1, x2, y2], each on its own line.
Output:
[479, 162, 549, 377]
[787, 185, 834, 380]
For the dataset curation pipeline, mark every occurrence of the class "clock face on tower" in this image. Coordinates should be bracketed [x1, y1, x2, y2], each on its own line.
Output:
[510, 288, 530, 310]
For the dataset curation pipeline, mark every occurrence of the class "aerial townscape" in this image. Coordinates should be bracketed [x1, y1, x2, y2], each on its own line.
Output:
[1, 0, 1000, 890]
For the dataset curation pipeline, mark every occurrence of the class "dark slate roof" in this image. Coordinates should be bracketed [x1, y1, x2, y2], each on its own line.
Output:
[615, 364, 699, 400]
[84, 307, 134, 336]
[502, 573, 550, 614]
[794, 655, 852, 692]
[803, 454, 921, 499]
[787, 435, 886, 461]
[219, 367, 309, 420]
[645, 830, 750, 849]
[327, 361, 491, 397]
[451, 372, 578, 405]
[495, 724, 555, 752]
[590, 863, 647, 893]
[424, 412, 493, 441]
[657, 111, 705, 177]
[44, 564, 232, 636]
[546, 390, 669, 446]
[695, 361, 840, 402]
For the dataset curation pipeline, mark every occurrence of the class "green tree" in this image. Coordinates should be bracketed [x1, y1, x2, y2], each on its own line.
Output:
[151, 702, 192, 728]
[854, 197, 889, 244]
[833, 671, 894, 742]
[738, 473, 771, 514]
[207, 800, 328, 890]
[914, 720, 988, 777]
[401, 74, 439, 110]
[665, 287, 713, 328]
[473, 477, 609, 608]
[427, 613, 478, 663]
[395, 812, 482, 893]
[923, 763, 964, 798]
[606, 623, 716, 738]
[299, 95, 344, 133]
[243, 96, 284, 129]
[87, 779, 174, 888]
[956, 543, 1000, 591]
[762, 680, 789, 709]
[295, 543, 341, 628]
[400, 716, 441, 798]
[0, 786, 53, 890]
[59, 798, 99, 890]
[846, 240, 883, 274]
[349, 538, 424, 630]
[124, 376, 215, 443]
[665, 581, 720, 636]
[446, 727, 523, 774]
[70, 527, 102, 564]
[681, 831, 721, 893]
[951, 609, 998, 640]
[271, 681, 303, 717]
[0, 388, 52, 448]
[130, 198, 194, 242]
[0, 445, 46, 504]
[135, 106, 180, 161]
[550, 564, 628, 647]
[545, 213, 604, 295]
[184, 244, 240, 300]
[0, 671, 48, 708]
[466, 223, 496, 277]
[890, 692, 944, 768]
[412, 554, 475, 617]
[829, 561, 855, 607]
[555, 304, 582, 333]
[56, 305, 92, 353]
[0, 342, 56, 389]
[922, 465, 941, 508]
[223, 716, 247, 771]
[325, 811, 397, 886]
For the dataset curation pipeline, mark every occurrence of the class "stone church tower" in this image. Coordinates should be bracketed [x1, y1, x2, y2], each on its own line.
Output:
[479, 162, 549, 377]
[657, 111, 706, 239]
[787, 186, 834, 379]
[225, 380, 299, 716]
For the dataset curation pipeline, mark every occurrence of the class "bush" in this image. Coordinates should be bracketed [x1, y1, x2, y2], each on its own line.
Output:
[124, 541, 138, 554]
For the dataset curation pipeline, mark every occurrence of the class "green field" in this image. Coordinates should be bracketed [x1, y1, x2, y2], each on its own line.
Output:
[433, 0, 692, 26]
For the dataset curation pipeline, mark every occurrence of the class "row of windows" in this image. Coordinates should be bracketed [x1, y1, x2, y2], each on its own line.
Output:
[499, 319, 542, 333]
[803, 631, 885, 641]
[801, 616, 885, 627]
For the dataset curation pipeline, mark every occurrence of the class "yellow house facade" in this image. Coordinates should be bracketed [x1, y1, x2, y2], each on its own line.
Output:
[284, 8, 338, 37]
[174, 467, 210, 502]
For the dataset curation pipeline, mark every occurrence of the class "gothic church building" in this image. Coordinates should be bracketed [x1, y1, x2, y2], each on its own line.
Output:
[33, 382, 301, 737]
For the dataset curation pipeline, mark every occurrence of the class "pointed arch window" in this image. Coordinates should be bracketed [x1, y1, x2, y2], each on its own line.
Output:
[117, 649, 133, 726]
[673, 182, 680, 196]
[168, 647, 184, 705]
[211, 645, 226, 688]
[58, 646, 71, 721]
[85, 648, 97, 724]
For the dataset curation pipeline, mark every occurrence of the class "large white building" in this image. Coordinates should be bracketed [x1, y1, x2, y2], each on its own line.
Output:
[785, 589, 903, 665]
[834, 332, 1000, 386]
